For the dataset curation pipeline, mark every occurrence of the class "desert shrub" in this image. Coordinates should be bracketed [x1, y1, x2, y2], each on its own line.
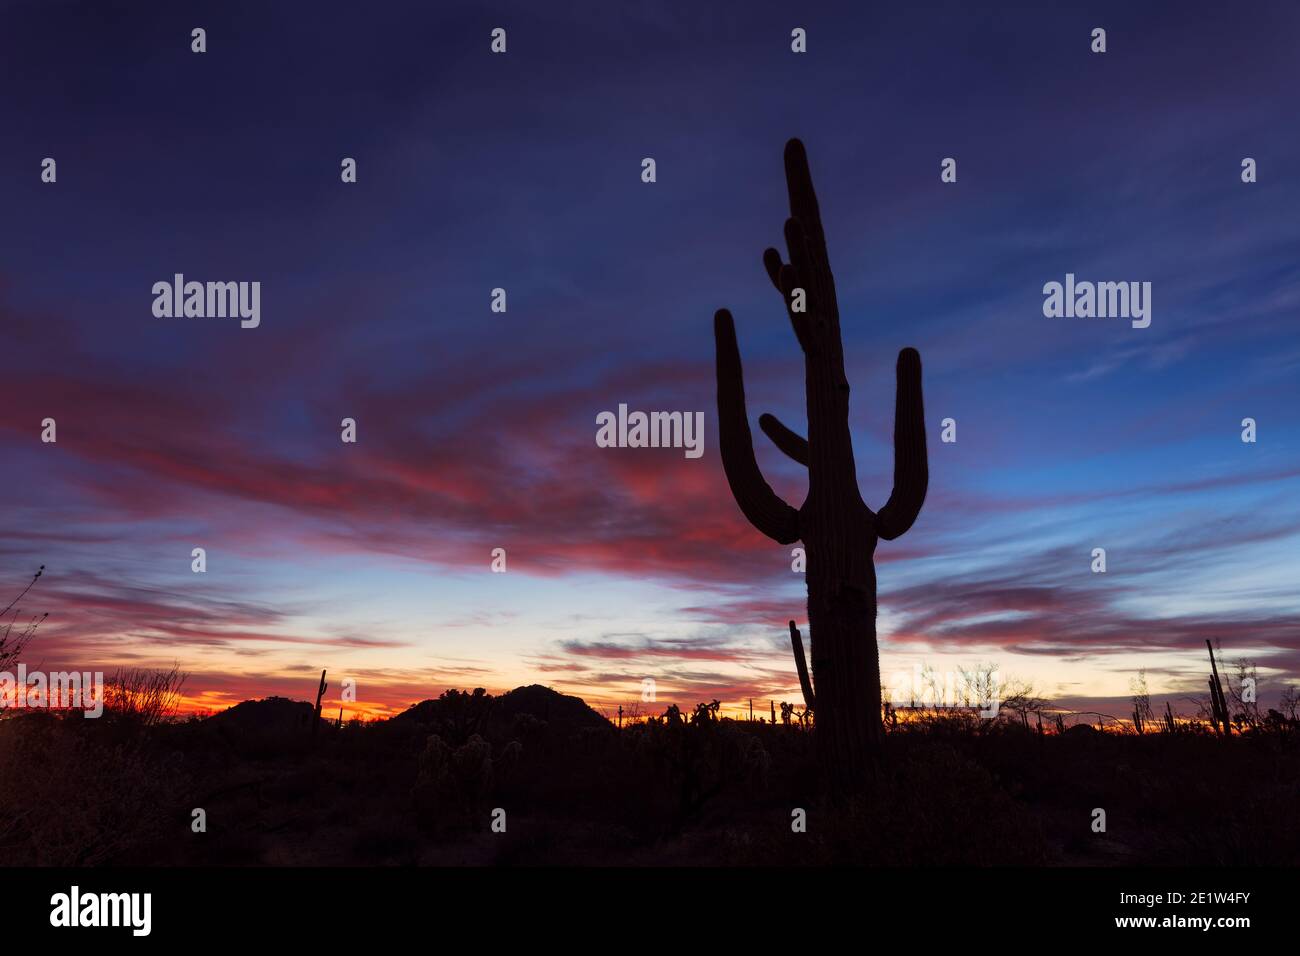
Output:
[0, 711, 187, 864]
[733, 743, 1050, 865]
[102, 664, 187, 729]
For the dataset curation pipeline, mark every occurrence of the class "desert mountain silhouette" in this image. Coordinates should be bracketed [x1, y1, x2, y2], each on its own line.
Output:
[201, 685, 607, 735]
[396, 684, 609, 736]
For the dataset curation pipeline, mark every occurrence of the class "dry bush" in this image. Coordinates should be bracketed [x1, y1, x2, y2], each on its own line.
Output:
[0, 566, 47, 674]
[103, 664, 188, 727]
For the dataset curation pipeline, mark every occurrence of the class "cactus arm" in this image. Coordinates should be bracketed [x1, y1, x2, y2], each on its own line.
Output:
[789, 620, 816, 710]
[759, 348, 925, 545]
[714, 309, 800, 544]
[874, 347, 928, 540]
[762, 248, 814, 351]
[758, 413, 809, 466]
[762, 247, 785, 293]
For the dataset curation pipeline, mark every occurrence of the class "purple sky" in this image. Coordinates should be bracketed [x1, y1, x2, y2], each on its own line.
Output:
[2, 0, 1298, 719]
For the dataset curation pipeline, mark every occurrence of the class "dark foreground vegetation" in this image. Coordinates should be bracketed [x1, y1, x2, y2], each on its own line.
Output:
[3, 681, 1298, 867]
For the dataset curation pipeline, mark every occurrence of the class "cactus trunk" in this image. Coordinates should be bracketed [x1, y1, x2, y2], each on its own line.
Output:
[807, 588, 881, 789]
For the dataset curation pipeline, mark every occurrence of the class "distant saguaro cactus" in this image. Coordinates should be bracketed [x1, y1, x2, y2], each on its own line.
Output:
[312, 669, 327, 740]
[1206, 640, 1232, 736]
[715, 139, 927, 794]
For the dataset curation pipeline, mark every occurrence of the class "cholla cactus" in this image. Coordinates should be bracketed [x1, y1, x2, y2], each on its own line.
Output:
[416, 734, 452, 795]
[452, 734, 494, 806]
[741, 736, 771, 788]
[497, 739, 522, 783]
[414, 733, 496, 825]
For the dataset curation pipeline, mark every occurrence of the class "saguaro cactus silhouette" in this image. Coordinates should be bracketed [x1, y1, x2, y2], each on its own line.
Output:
[714, 139, 927, 793]
[1206, 640, 1232, 736]
[312, 669, 328, 740]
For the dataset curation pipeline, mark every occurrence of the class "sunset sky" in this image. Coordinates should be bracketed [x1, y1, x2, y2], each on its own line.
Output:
[2, 0, 1299, 721]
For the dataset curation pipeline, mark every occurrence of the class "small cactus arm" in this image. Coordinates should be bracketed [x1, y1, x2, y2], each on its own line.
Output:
[714, 139, 927, 794]
[789, 621, 815, 711]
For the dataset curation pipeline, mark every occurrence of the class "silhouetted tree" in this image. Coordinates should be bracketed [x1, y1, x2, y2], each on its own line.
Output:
[1226, 657, 1261, 730]
[1279, 684, 1300, 723]
[0, 565, 47, 673]
[714, 140, 927, 794]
